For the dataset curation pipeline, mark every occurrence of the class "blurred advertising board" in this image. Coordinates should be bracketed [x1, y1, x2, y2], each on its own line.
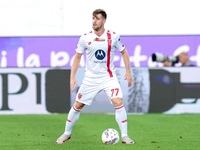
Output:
[0, 68, 200, 114]
[0, 68, 71, 114]
[0, 35, 199, 68]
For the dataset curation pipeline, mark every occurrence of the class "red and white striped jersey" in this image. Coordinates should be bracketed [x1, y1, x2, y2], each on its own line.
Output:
[76, 29, 125, 79]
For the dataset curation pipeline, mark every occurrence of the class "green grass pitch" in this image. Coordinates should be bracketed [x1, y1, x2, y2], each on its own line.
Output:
[0, 113, 200, 150]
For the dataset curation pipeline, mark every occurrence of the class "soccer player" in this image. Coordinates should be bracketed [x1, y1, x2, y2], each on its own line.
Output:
[56, 9, 135, 144]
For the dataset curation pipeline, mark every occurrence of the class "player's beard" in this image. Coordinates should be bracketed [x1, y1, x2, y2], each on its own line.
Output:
[93, 23, 103, 32]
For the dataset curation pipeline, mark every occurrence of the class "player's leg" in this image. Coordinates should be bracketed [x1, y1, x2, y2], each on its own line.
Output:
[56, 83, 99, 144]
[112, 97, 134, 144]
[65, 101, 85, 135]
[112, 97, 127, 137]
[103, 77, 134, 144]
[56, 101, 85, 144]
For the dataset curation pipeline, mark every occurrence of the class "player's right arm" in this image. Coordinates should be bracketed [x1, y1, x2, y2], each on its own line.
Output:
[70, 53, 82, 93]
[71, 34, 86, 92]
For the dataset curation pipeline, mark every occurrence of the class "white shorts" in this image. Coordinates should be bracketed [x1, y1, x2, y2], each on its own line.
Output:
[76, 76, 123, 105]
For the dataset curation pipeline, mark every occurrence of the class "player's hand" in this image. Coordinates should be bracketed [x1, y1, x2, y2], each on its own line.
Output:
[124, 73, 134, 87]
[70, 77, 78, 93]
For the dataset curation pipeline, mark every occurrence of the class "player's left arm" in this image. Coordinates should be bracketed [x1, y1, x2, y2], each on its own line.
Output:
[121, 49, 134, 87]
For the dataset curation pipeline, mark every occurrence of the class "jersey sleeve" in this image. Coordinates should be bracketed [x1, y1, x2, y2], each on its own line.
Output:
[75, 35, 86, 54]
[115, 34, 125, 52]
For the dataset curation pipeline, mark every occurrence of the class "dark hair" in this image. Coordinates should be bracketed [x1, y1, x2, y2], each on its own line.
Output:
[93, 9, 107, 20]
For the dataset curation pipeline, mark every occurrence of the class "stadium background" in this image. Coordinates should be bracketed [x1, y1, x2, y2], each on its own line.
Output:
[0, 0, 200, 115]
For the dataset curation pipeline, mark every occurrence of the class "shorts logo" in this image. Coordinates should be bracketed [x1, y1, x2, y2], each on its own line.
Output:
[78, 93, 82, 99]
[95, 50, 106, 60]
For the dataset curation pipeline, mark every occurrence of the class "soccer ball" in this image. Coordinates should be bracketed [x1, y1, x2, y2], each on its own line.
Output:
[102, 128, 120, 145]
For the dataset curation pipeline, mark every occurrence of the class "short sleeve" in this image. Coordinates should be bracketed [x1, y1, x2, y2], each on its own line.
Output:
[76, 35, 86, 54]
[115, 34, 125, 52]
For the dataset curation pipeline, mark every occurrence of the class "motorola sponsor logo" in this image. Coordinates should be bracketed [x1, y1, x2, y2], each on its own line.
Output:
[95, 50, 106, 60]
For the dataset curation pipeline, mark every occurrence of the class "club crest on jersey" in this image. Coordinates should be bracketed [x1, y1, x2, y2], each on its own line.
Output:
[95, 50, 106, 60]
[78, 93, 82, 99]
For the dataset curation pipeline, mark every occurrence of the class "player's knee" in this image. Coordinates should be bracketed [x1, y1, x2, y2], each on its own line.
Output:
[112, 98, 122, 107]
[74, 101, 85, 109]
